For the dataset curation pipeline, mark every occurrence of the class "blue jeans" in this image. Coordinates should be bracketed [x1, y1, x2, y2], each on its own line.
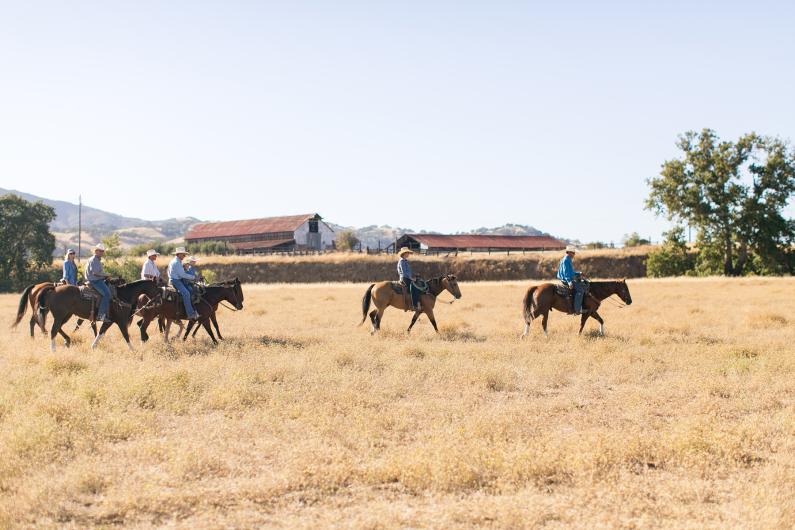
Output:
[89, 280, 110, 318]
[401, 278, 419, 308]
[172, 279, 195, 316]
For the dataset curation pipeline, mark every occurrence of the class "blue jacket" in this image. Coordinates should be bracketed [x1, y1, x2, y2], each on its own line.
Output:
[62, 260, 78, 285]
[168, 257, 195, 282]
[397, 258, 413, 281]
[557, 255, 579, 283]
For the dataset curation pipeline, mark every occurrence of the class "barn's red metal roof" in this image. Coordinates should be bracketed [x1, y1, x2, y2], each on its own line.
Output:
[405, 234, 565, 249]
[227, 239, 295, 251]
[185, 214, 317, 240]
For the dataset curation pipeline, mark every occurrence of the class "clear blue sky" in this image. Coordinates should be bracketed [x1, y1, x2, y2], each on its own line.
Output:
[1, 1, 793, 243]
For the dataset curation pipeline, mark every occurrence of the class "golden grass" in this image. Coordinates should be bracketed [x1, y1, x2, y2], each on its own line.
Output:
[1, 277, 794, 528]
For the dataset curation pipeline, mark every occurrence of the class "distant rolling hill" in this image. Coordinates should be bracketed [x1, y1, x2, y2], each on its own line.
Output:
[0, 188, 200, 255]
[2, 188, 559, 255]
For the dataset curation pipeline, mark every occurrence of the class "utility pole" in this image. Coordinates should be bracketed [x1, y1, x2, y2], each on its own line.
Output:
[77, 194, 82, 263]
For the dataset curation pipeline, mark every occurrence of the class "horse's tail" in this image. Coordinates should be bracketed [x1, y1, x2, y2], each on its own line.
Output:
[11, 284, 35, 328]
[523, 285, 538, 323]
[358, 284, 375, 326]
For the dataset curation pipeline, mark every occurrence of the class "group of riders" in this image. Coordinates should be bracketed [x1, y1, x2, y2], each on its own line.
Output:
[398, 243, 587, 313]
[60, 245, 204, 323]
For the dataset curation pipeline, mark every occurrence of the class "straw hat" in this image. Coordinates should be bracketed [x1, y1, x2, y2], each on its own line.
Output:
[565, 245, 577, 253]
[94, 243, 106, 252]
[146, 249, 159, 257]
[173, 246, 188, 255]
[398, 246, 414, 257]
[65, 249, 75, 257]
[188, 256, 199, 263]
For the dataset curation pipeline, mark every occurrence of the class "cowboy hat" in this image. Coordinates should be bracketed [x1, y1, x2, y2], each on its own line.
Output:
[398, 246, 414, 256]
[146, 249, 159, 257]
[94, 243, 106, 252]
[565, 244, 577, 253]
[173, 246, 188, 255]
[188, 256, 199, 263]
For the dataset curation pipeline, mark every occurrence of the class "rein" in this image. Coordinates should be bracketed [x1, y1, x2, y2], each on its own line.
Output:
[219, 301, 240, 312]
[426, 277, 457, 304]
[131, 295, 161, 316]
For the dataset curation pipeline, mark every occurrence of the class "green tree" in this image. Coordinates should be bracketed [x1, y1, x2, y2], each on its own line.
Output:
[646, 227, 694, 277]
[646, 129, 795, 276]
[622, 232, 651, 247]
[335, 230, 360, 251]
[0, 195, 56, 290]
[101, 233, 123, 258]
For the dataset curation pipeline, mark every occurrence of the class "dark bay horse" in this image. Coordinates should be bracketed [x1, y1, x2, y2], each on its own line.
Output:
[137, 279, 243, 344]
[521, 279, 633, 338]
[359, 275, 462, 334]
[41, 279, 159, 351]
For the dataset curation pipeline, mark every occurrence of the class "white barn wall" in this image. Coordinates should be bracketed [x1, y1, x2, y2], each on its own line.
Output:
[293, 220, 336, 250]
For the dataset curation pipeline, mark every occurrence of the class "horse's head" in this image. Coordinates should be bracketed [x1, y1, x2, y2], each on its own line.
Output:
[442, 274, 462, 299]
[224, 278, 244, 310]
[616, 279, 632, 305]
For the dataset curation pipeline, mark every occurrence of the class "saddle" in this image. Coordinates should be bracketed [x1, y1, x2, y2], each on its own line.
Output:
[79, 282, 128, 321]
[555, 280, 591, 315]
[392, 279, 428, 312]
[161, 284, 204, 319]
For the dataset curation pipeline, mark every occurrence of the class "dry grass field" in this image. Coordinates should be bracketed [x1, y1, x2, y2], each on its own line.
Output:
[1, 277, 794, 529]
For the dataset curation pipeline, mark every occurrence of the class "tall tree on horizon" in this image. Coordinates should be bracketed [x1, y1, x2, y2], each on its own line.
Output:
[646, 129, 795, 275]
[0, 194, 56, 290]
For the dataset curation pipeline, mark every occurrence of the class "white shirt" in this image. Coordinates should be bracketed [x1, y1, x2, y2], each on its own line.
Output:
[141, 259, 161, 280]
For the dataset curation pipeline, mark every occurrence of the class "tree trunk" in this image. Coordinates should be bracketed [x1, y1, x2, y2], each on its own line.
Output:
[723, 235, 735, 276]
[735, 241, 748, 276]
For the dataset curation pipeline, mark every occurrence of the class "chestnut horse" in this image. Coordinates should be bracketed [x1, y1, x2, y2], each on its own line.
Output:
[359, 275, 462, 334]
[521, 279, 633, 338]
[40, 279, 159, 351]
[137, 279, 243, 344]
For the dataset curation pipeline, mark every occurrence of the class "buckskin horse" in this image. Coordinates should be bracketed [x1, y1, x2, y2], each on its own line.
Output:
[137, 278, 244, 344]
[521, 279, 633, 338]
[39, 279, 160, 351]
[359, 274, 462, 334]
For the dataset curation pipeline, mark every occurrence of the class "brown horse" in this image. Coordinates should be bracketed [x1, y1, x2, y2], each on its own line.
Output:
[359, 275, 462, 334]
[137, 279, 243, 344]
[40, 279, 160, 351]
[521, 279, 633, 338]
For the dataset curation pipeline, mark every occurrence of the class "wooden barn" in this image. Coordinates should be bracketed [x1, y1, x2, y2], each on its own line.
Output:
[395, 233, 565, 254]
[185, 213, 335, 254]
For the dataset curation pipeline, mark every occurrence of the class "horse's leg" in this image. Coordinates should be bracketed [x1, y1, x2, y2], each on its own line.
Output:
[91, 322, 110, 349]
[117, 320, 134, 351]
[424, 307, 439, 333]
[49, 315, 64, 352]
[58, 315, 72, 347]
[139, 315, 151, 342]
[211, 313, 223, 340]
[183, 320, 196, 341]
[407, 311, 421, 334]
[201, 318, 218, 344]
[29, 315, 36, 338]
[591, 311, 605, 336]
[73, 318, 84, 333]
[164, 320, 171, 342]
[541, 311, 549, 338]
[578, 312, 590, 335]
[90, 321, 98, 337]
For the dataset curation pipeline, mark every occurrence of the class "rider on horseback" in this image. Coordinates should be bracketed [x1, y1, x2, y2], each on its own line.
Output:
[85, 244, 112, 322]
[397, 247, 421, 311]
[557, 245, 587, 314]
[184, 256, 203, 282]
[62, 249, 78, 286]
[168, 247, 199, 320]
[141, 249, 161, 281]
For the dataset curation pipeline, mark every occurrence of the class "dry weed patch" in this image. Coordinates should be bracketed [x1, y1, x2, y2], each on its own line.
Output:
[1, 278, 794, 528]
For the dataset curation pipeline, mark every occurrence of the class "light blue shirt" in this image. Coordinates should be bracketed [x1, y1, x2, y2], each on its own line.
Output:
[62, 260, 78, 285]
[397, 258, 413, 280]
[557, 254, 579, 283]
[84, 255, 106, 281]
[168, 257, 195, 282]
